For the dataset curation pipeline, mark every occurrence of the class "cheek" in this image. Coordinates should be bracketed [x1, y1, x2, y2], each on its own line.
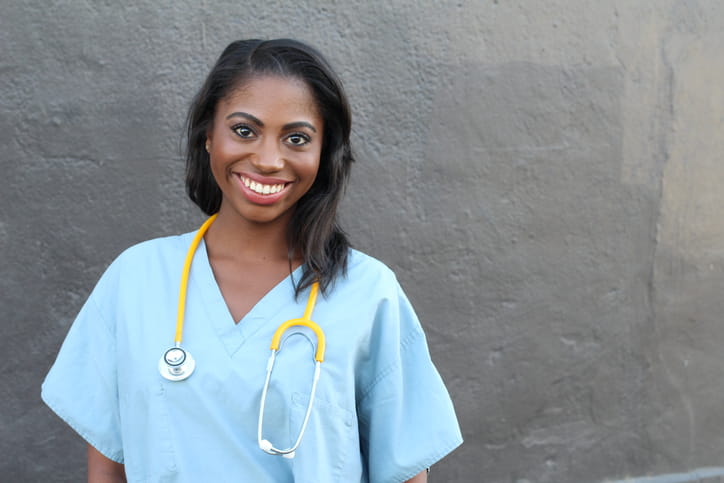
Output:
[208, 156, 227, 186]
[293, 148, 321, 184]
[305, 157, 322, 187]
[310, 147, 323, 177]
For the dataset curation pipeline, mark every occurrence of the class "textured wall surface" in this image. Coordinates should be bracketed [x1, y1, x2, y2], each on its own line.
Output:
[3, 1, 724, 482]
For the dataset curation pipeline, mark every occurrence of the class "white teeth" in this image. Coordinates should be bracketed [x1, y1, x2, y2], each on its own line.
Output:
[241, 176, 285, 195]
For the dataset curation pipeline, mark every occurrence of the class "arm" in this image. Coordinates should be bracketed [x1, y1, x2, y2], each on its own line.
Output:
[404, 469, 428, 482]
[87, 444, 126, 483]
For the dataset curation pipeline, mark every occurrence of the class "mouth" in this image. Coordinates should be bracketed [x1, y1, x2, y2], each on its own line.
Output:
[234, 173, 292, 206]
[238, 175, 289, 195]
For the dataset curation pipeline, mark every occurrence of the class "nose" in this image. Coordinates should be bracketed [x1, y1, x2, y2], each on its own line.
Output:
[251, 139, 284, 173]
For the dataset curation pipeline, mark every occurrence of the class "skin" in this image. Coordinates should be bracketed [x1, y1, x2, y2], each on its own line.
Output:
[87, 445, 125, 482]
[87, 75, 428, 482]
[408, 470, 429, 482]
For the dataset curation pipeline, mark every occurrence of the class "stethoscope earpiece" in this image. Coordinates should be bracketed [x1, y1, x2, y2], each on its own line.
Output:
[158, 346, 196, 381]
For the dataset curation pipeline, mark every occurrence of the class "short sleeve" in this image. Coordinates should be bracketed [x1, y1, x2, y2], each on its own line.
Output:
[357, 282, 463, 483]
[41, 269, 124, 463]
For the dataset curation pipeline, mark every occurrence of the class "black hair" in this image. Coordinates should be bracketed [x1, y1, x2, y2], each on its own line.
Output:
[185, 39, 353, 295]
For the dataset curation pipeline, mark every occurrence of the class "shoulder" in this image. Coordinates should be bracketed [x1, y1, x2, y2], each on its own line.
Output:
[325, 248, 405, 304]
[319, 249, 414, 332]
[91, 231, 195, 295]
[342, 248, 399, 287]
[327, 248, 419, 327]
[114, 232, 193, 265]
[104, 232, 193, 274]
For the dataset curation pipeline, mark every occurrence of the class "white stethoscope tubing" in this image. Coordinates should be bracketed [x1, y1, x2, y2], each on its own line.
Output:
[258, 354, 321, 459]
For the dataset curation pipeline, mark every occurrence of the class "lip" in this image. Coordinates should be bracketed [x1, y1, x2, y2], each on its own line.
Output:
[233, 172, 292, 206]
[237, 172, 291, 185]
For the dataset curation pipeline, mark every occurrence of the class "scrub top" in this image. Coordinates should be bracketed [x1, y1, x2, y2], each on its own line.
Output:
[42, 232, 463, 482]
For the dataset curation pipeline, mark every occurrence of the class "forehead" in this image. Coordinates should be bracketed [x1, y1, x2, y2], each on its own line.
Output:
[217, 75, 321, 121]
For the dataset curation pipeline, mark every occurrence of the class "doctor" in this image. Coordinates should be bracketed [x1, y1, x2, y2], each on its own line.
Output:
[42, 38, 462, 482]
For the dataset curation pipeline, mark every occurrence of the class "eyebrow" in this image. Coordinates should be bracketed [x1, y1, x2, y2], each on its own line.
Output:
[225, 111, 317, 133]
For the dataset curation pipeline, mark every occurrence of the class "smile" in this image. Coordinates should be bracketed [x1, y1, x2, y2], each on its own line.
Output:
[239, 175, 287, 195]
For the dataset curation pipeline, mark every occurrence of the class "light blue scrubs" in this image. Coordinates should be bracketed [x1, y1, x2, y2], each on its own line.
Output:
[42, 232, 462, 482]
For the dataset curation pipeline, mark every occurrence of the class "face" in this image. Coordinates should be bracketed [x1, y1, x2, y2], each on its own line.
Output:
[206, 75, 323, 227]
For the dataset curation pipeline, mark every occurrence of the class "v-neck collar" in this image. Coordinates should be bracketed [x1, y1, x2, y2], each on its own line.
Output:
[189, 236, 305, 357]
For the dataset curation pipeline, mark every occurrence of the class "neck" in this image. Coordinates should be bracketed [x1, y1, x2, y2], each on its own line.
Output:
[203, 205, 295, 264]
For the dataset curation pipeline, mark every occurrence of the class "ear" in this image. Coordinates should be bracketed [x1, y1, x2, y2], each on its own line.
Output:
[205, 128, 213, 152]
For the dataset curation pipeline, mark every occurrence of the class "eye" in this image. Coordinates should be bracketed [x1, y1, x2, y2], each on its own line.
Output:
[232, 124, 255, 139]
[286, 133, 311, 146]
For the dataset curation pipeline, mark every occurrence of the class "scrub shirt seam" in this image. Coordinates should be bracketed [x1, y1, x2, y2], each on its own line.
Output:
[89, 293, 116, 336]
[357, 328, 423, 406]
[87, 297, 119, 394]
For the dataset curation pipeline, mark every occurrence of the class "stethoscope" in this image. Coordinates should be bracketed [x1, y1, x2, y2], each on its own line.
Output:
[158, 214, 326, 458]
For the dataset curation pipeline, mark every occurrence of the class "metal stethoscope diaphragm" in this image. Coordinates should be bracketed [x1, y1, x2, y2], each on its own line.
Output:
[158, 346, 196, 381]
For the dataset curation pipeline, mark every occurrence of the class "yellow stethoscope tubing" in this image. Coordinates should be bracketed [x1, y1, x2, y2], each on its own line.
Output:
[269, 282, 325, 362]
[174, 213, 218, 345]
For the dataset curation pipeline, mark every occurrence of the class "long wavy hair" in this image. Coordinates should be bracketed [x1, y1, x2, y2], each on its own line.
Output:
[185, 39, 354, 296]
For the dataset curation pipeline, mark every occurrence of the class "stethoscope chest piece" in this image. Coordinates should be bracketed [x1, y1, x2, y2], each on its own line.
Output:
[158, 346, 196, 381]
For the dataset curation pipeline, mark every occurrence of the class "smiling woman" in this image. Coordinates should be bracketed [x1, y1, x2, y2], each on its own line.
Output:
[206, 76, 322, 228]
[41, 38, 462, 482]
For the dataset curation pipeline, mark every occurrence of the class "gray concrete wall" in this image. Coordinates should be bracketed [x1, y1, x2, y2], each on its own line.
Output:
[3, 1, 724, 481]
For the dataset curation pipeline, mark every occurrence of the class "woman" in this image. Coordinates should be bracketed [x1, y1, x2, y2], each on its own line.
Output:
[42, 38, 462, 482]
